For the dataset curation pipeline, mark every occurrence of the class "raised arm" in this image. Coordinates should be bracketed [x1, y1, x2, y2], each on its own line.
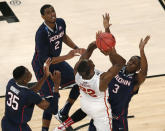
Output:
[133, 35, 150, 92]
[74, 41, 97, 75]
[103, 13, 112, 33]
[99, 48, 126, 91]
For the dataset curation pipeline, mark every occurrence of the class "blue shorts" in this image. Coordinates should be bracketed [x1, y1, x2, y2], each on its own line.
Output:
[32, 61, 76, 97]
[1, 117, 31, 131]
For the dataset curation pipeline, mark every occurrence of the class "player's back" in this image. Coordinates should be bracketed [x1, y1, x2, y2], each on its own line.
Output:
[4, 79, 36, 124]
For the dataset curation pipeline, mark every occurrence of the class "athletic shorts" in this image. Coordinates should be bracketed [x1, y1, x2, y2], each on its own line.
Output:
[1, 117, 31, 131]
[32, 61, 76, 97]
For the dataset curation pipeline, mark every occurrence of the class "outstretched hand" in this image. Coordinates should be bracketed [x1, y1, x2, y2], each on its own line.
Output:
[139, 35, 150, 50]
[66, 50, 80, 59]
[43, 58, 52, 77]
[103, 13, 112, 29]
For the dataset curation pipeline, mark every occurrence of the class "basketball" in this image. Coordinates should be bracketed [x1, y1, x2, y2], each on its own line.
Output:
[96, 32, 116, 51]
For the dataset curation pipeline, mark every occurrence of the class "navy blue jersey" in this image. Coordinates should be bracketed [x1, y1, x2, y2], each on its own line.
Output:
[108, 66, 138, 117]
[32, 18, 66, 69]
[4, 79, 42, 125]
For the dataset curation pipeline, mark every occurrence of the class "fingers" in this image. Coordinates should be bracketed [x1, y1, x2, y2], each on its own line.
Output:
[144, 35, 150, 43]
[44, 57, 52, 67]
[96, 30, 102, 39]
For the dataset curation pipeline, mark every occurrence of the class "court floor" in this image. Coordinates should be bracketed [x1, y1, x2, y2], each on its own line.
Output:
[0, 0, 165, 130]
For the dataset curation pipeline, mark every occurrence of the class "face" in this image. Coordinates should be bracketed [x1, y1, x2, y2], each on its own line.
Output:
[42, 6, 56, 23]
[126, 56, 140, 73]
[23, 69, 32, 84]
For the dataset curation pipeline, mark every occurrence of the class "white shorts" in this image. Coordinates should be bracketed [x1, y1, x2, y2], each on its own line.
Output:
[80, 96, 112, 131]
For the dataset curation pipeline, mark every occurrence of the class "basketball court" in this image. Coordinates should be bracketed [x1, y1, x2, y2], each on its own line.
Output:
[0, 0, 165, 130]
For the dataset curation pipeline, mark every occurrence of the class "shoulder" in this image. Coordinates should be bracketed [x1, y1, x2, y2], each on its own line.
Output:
[56, 18, 66, 26]
[36, 23, 47, 36]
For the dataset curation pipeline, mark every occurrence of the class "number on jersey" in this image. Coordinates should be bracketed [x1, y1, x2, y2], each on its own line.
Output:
[79, 86, 97, 97]
[55, 41, 60, 50]
[112, 84, 120, 94]
[7, 92, 19, 110]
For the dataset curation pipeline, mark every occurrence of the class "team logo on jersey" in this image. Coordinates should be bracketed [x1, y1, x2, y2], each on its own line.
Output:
[59, 26, 62, 30]
[49, 31, 64, 42]
[115, 74, 131, 86]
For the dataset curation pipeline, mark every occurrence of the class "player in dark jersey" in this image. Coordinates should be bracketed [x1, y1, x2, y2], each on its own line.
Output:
[1, 58, 61, 131]
[31, 4, 85, 131]
[52, 13, 150, 131]
[102, 13, 150, 131]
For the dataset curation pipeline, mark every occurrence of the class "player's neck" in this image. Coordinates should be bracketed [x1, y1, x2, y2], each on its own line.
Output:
[16, 81, 28, 87]
[45, 21, 55, 30]
[82, 72, 95, 80]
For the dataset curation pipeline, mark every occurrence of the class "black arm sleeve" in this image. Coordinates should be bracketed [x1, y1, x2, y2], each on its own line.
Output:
[44, 92, 60, 115]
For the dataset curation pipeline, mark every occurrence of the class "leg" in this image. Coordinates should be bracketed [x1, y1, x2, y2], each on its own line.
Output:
[60, 84, 80, 117]
[53, 108, 87, 131]
[112, 117, 128, 131]
[88, 119, 96, 131]
[54, 62, 80, 121]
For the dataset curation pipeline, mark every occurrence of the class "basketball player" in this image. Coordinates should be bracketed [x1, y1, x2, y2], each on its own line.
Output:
[101, 13, 150, 131]
[1, 58, 61, 131]
[53, 13, 150, 131]
[31, 4, 85, 131]
[53, 31, 126, 131]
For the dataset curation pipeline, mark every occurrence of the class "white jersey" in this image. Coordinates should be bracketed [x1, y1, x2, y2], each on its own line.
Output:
[75, 69, 112, 131]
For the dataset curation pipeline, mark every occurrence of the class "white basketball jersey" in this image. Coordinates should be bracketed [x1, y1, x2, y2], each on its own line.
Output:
[75, 69, 112, 131]
[75, 69, 106, 101]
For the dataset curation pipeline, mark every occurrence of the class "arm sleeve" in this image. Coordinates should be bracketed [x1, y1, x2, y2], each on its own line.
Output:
[35, 31, 50, 64]
[44, 92, 60, 114]
[27, 90, 42, 105]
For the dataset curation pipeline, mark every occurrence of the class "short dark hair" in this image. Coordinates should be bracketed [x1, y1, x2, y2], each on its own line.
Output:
[77, 60, 90, 76]
[13, 66, 26, 80]
[40, 4, 53, 15]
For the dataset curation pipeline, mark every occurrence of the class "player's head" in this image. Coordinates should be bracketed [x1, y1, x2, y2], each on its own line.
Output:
[126, 56, 141, 73]
[13, 66, 32, 85]
[77, 59, 95, 79]
[40, 4, 56, 23]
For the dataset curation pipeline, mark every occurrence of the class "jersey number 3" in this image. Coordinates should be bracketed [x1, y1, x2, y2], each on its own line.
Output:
[80, 86, 97, 97]
[7, 92, 19, 110]
[112, 84, 120, 94]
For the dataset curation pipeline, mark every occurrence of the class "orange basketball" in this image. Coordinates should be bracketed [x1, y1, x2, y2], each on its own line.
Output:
[96, 32, 116, 51]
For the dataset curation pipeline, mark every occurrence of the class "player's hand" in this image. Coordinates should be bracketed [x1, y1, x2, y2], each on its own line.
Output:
[50, 71, 61, 92]
[66, 50, 80, 59]
[77, 48, 86, 55]
[139, 35, 150, 51]
[99, 47, 116, 56]
[43, 58, 52, 77]
[103, 13, 112, 29]
[96, 31, 102, 40]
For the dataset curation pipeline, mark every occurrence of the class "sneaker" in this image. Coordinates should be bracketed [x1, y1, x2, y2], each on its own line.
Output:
[54, 111, 75, 131]
[54, 111, 68, 123]
[53, 127, 63, 131]
[53, 125, 75, 131]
